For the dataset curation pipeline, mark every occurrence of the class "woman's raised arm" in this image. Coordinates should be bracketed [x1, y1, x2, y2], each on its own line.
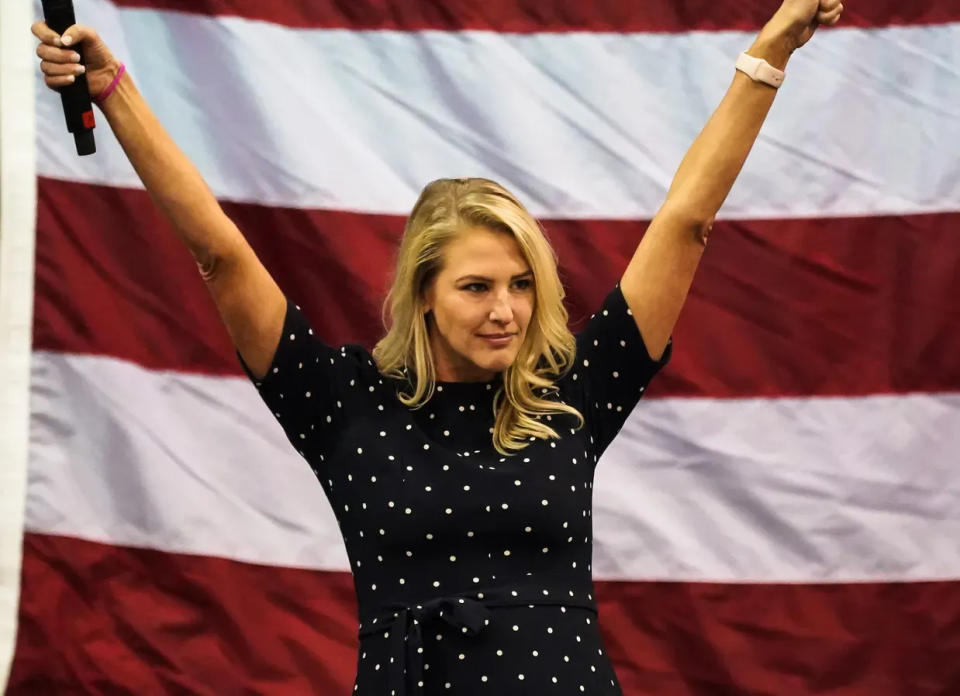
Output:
[31, 21, 286, 379]
[619, 0, 844, 362]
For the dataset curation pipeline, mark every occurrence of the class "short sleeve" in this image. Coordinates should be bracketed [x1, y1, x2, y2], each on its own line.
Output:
[237, 296, 369, 472]
[563, 283, 672, 460]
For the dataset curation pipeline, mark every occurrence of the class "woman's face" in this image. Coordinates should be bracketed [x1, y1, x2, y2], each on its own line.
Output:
[422, 226, 535, 382]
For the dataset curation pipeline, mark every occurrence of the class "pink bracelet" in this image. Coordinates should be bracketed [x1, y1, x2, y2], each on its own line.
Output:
[94, 62, 126, 105]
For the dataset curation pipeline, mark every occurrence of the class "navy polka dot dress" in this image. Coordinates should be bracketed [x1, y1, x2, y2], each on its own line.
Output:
[239, 283, 672, 695]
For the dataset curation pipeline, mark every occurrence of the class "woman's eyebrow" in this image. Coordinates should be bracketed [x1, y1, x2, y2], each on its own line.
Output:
[456, 271, 534, 282]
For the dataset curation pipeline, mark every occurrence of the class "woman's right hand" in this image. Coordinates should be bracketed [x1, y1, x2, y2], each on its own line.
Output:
[31, 21, 121, 101]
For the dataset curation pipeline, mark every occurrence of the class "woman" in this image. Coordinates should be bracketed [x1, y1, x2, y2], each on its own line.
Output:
[32, 0, 844, 693]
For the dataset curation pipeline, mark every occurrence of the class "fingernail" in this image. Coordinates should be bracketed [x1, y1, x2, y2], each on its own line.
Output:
[71, 52, 81, 62]
[67, 75, 75, 83]
[61, 34, 72, 45]
[75, 65, 85, 74]
[53, 36, 61, 46]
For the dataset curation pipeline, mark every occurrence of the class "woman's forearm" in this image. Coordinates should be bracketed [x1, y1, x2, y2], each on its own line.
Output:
[97, 62, 236, 265]
[619, 21, 804, 359]
[661, 26, 797, 225]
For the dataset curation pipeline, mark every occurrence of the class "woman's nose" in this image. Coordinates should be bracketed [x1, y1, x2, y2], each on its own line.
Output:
[489, 295, 513, 322]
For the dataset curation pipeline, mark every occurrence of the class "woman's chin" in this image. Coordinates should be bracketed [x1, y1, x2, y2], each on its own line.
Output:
[474, 353, 514, 373]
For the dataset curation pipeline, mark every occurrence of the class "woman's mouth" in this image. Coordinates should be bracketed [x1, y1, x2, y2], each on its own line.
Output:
[478, 333, 514, 346]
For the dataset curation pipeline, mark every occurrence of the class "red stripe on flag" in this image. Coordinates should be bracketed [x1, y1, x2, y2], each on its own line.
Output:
[34, 178, 960, 397]
[596, 579, 960, 695]
[8, 533, 359, 695]
[9, 533, 960, 694]
[105, 0, 958, 33]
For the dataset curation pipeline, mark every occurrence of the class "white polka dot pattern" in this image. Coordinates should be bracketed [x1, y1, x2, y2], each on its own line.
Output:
[237, 285, 671, 695]
[568, 283, 673, 457]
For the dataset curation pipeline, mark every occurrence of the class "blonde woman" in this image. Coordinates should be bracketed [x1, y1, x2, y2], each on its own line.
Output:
[32, 0, 843, 693]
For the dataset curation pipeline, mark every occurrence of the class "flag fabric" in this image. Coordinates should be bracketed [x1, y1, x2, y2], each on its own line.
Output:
[4, 0, 960, 693]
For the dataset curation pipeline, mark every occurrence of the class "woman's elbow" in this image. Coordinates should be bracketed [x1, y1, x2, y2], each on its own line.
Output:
[655, 204, 715, 246]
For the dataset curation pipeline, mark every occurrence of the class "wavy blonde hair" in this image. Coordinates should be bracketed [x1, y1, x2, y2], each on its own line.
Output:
[372, 178, 585, 456]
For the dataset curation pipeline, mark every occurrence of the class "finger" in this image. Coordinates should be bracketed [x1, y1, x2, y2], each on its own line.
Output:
[36, 43, 82, 64]
[40, 59, 85, 78]
[817, 3, 844, 24]
[30, 20, 62, 47]
[819, 0, 843, 12]
[58, 23, 99, 48]
[44, 73, 77, 89]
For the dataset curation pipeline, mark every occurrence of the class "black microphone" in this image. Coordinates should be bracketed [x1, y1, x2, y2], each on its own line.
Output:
[41, 0, 96, 156]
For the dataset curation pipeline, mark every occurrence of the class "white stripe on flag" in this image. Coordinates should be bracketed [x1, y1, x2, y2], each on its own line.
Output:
[1, 0, 38, 688]
[35, 1, 960, 220]
[595, 393, 960, 581]
[27, 351, 960, 582]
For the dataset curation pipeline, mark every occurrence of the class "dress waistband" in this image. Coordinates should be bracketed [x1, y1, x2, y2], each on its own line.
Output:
[358, 586, 597, 696]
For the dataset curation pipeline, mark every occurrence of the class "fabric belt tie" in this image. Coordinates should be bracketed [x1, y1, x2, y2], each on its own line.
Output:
[360, 596, 492, 696]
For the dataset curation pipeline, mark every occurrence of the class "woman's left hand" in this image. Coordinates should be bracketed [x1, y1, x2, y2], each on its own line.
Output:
[768, 0, 845, 51]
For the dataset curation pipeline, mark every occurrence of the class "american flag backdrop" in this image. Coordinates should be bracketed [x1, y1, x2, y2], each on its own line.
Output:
[2, 0, 960, 693]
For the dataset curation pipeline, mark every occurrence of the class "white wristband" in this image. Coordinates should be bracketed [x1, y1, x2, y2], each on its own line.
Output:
[735, 52, 785, 89]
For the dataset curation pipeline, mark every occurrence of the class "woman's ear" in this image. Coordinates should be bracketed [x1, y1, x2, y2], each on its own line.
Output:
[420, 282, 433, 315]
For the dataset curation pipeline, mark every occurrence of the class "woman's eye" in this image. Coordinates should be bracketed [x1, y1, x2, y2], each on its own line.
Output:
[463, 280, 532, 292]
